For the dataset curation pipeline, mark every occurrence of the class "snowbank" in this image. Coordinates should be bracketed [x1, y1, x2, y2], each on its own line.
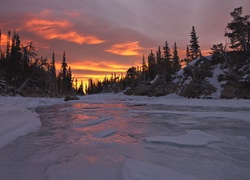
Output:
[0, 96, 64, 148]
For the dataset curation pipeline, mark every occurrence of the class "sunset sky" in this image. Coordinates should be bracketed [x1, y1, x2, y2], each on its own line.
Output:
[0, 0, 250, 84]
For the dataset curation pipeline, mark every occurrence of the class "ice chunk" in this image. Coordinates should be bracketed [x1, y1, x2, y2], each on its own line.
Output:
[122, 158, 199, 180]
[93, 129, 116, 138]
[146, 130, 221, 147]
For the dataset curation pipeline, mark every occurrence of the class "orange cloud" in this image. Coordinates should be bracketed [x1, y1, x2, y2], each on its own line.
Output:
[106, 41, 143, 56]
[24, 19, 105, 45]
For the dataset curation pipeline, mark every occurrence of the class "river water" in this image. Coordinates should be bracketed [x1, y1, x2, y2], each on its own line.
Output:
[0, 100, 250, 180]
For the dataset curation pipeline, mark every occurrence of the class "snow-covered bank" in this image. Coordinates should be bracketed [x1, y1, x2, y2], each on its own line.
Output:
[0, 96, 64, 148]
[80, 93, 250, 108]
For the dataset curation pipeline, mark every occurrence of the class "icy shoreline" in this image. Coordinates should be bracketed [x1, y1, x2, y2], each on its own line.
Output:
[0, 96, 65, 148]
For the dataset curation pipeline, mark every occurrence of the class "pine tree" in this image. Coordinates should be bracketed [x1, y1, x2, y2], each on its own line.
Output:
[77, 80, 84, 95]
[172, 42, 181, 72]
[162, 41, 172, 82]
[61, 51, 68, 94]
[48, 52, 57, 96]
[67, 66, 72, 94]
[189, 26, 200, 60]
[148, 50, 156, 80]
[163, 41, 171, 60]
[156, 46, 162, 76]
[141, 54, 147, 81]
[6, 30, 10, 59]
[225, 7, 250, 52]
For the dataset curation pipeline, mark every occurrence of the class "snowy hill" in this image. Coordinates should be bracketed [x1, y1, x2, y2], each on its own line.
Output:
[125, 55, 250, 99]
[175, 55, 250, 99]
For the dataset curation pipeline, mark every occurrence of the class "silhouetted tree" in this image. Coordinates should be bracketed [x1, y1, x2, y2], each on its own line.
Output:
[148, 50, 156, 81]
[162, 41, 172, 82]
[77, 80, 85, 95]
[225, 7, 250, 53]
[141, 54, 147, 81]
[61, 51, 68, 94]
[189, 26, 200, 60]
[172, 42, 181, 72]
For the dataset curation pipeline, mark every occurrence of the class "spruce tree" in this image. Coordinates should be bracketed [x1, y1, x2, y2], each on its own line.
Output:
[162, 41, 172, 82]
[67, 66, 72, 94]
[49, 52, 57, 96]
[141, 54, 147, 81]
[61, 51, 68, 94]
[189, 26, 200, 60]
[148, 50, 156, 81]
[156, 46, 162, 74]
[163, 41, 171, 60]
[6, 30, 10, 59]
[172, 42, 181, 72]
[225, 7, 250, 52]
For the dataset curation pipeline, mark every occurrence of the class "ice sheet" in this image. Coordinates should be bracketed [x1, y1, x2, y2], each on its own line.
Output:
[93, 129, 116, 138]
[146, 130, 222, 147]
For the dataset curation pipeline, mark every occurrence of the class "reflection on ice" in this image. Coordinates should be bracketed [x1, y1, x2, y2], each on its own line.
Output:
[73, 116, 113, 127]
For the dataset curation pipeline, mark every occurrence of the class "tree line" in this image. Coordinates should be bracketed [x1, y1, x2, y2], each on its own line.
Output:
[1, 7, 249, 96]
[83, 7, 250, 94]
[0, 31, 79, 96]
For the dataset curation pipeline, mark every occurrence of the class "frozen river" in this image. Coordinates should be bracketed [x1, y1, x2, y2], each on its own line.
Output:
[0, 95, 250, 180]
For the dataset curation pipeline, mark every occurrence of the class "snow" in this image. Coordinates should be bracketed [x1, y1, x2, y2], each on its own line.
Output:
[206, 64, 225, 98]
[0, 96, 64, 148]
[146, 130, 222, 147]
[129, 110, 250, 122]
[0, 108, 40, 148]
[122, 158, 199, 180]
[150, 75, 159, 84]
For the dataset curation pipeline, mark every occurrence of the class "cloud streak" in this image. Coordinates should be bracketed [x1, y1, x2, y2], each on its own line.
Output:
[106, 41, 144, 56]
[24, 18, 105, 45]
